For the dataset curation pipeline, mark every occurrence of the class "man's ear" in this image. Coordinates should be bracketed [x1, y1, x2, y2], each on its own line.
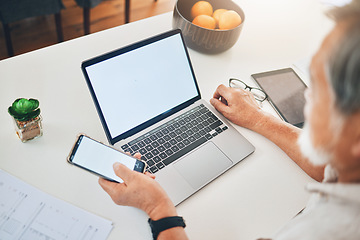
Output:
[352, 136, 360, 158]
[351, 113, 360, 158]
[351, 114, 360, 158]
[346, 111, 360, 159]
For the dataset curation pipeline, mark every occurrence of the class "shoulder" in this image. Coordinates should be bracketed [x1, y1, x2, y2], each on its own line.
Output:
[274, 181, 360, 240]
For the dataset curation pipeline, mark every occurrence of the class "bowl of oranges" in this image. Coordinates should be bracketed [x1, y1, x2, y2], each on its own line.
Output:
[173, 0, 245, 54]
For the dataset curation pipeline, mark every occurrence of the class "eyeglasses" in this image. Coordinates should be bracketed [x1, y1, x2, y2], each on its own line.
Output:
[229, 78, 268, 102]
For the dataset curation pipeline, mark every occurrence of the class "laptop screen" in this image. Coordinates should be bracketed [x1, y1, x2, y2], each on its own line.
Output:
[82, 30, 200, 144]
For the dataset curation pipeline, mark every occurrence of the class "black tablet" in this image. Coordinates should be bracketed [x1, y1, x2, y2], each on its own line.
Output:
[252, 68, 307, 128]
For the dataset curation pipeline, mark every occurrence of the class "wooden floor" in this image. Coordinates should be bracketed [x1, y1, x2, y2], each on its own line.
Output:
[0, 0, 176, 60]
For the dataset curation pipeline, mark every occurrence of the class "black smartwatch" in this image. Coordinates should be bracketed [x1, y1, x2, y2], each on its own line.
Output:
[148, 216, 186, 240]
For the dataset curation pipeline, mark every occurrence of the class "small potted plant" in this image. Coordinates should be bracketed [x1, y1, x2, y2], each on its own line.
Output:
[8, 98, 43, 142]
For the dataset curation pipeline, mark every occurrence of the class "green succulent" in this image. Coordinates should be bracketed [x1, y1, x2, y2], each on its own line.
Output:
[8, 98, 41, 121]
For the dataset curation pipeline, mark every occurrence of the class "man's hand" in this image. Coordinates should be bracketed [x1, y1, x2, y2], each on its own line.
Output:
[98, 153, 177, 220]
[210, 84, 267, 131]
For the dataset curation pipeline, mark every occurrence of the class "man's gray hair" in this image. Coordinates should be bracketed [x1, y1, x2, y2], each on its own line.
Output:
[327, 0, 360, 115]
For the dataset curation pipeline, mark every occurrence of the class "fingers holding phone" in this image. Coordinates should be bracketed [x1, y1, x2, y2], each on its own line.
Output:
[127, 152, 155, 179]
[99, 162, 175, 219]
[98, 162, 135, 206]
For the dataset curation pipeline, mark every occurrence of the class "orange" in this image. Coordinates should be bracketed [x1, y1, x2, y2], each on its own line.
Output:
[212, 9, 227, 28]
[191, 1, 213, 20]
[219, 10, 242, 30]
[192, 15, 216, 29]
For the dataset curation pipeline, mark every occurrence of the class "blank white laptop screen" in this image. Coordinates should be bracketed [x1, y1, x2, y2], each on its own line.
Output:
[84, 33, 199, 139]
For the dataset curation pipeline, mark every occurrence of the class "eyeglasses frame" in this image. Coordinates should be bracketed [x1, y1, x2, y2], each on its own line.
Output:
[229, 78, 268, 102]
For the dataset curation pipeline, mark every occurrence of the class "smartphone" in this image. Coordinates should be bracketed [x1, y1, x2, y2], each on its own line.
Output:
[251, 68, 307, 128]
[67, 134, 146, 183]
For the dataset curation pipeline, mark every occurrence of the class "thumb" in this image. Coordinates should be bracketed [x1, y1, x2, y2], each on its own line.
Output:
[113, 162, 133, 182]
[210, 98, 228, 113]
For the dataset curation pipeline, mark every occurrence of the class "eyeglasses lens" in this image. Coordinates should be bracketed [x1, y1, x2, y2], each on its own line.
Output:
[229, 80, 247, 89]
[251, 89, 267, 101]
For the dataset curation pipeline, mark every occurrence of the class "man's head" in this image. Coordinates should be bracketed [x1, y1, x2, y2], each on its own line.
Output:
[298, 0, 360, 182]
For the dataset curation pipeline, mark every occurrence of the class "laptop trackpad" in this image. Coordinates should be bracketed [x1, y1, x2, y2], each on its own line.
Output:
[173, 142, 233, 189]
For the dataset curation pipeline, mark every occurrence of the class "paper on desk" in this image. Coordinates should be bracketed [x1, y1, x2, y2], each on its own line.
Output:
[0, 169, 113, 240]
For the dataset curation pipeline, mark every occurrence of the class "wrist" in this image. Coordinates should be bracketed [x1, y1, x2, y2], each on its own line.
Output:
[252, 112, 301, 141]
[248, 110, 274, 133]
[147, 197, 177, 220]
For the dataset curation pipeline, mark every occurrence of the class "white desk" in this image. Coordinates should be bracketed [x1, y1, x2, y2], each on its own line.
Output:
[0, 0, 334, 239]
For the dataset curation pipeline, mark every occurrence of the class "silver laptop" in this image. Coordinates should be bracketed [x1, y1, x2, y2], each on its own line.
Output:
[81, 29, 255, 205]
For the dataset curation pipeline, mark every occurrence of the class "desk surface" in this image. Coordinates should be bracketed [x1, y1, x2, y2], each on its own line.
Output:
[0, 0, 334, 239]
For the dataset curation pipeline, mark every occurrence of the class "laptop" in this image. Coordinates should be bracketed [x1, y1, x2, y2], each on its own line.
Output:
[81, 29, 255, 205]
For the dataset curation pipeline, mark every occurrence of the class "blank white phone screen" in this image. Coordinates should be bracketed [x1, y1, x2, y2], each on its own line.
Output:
[85, 33, 199, 138]
[71, 136, 136, 183]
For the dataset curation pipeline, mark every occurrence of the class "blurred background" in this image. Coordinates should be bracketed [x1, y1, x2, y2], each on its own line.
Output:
[0, 0, 176, 60]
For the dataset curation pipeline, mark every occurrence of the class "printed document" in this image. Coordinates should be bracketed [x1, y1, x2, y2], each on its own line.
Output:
[0, 169, 113, 240]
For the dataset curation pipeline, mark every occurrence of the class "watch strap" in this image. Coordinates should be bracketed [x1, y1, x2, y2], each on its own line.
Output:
[148, 216, 186, 240]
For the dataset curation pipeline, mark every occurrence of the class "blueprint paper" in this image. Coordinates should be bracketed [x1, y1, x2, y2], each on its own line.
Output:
[0, 169, 113, 240]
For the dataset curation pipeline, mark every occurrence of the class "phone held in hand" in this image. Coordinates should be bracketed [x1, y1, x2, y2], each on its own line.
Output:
[251, 68, 307, 128]
[67, 134, 146, 183]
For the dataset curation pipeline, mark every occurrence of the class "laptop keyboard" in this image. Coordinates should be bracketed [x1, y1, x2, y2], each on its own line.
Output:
[121, 104, 228, 174]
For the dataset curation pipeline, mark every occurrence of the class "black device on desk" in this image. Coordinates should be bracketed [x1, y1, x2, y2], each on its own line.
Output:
[67, 134, 146, 183]
[251, 68, 307, 128]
